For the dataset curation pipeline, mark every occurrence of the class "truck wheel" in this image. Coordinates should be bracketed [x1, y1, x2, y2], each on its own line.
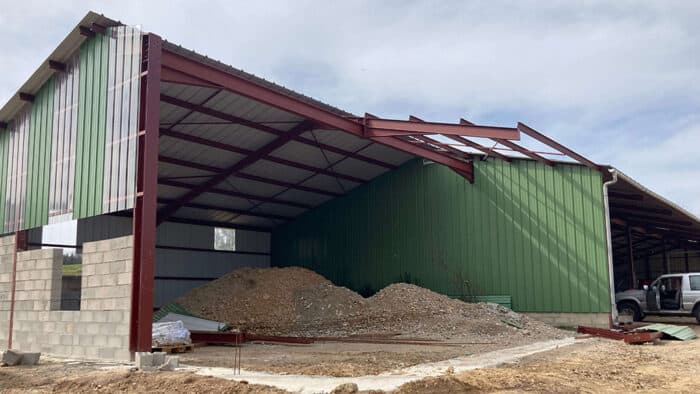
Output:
[617, 301, 642, 322]
[694, 306, 700, 324]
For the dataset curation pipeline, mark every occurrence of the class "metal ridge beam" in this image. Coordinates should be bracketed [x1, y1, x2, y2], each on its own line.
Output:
[365, 117, 520, 140]
[158, 178, 313, 209]
[158, 154, 341, 197]
[159, 129, 366, 183]
[160, 95, 396, 169]
[517, 122, 600, 170]
[156, 121, 314, 224]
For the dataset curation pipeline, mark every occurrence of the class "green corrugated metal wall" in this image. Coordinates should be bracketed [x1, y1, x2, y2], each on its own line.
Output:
[74, 33, 109, 220]
[272, 159, 611, 313]
[24, 78, 54, 229]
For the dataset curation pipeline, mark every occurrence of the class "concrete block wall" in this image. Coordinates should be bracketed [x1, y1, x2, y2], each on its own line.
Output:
[0, 235, 15, 348]
[5, 235, 134, 361]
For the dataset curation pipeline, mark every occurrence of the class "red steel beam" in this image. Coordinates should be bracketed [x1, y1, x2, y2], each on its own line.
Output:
[156, 121, 314, 224]
[161, 49, 499, 180]
[160, 95, 396, 169]
[157, 198, 294, 221]
[365, 117, 520, 140]
[158, 155, 341, 197]
[159, 178, 313, 209]
[130, 34, 162, 352]
[161, 50, 365, 135]
[517, 122, 600, 170]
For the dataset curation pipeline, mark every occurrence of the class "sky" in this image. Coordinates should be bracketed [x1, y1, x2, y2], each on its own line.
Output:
[0, 1, 698, 215]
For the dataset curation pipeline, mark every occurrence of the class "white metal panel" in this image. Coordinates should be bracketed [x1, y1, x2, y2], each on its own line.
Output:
[4, 109, 31, 231]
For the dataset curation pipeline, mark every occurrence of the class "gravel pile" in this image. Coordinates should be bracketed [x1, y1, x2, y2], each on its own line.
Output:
[176, 266, 568, 342]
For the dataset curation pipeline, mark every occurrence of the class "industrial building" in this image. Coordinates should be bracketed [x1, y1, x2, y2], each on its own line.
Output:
[0, 12, 698, 361]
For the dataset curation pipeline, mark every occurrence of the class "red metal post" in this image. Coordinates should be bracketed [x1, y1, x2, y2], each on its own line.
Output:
[130, 33, 162, 352]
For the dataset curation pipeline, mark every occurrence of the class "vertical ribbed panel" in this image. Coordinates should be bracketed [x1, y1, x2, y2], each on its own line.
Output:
[74, 33, 109, 219]
[103, 26, 141, 213]
[48, 55, 80, 218]
[24, 78, 55, 229]
[0, 127, 9, 233]
[272, 159, 611, 313]
[3, 109, 31, 232]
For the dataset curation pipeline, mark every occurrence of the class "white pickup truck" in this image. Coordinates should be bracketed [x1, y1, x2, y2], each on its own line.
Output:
[615, 273, 700, 323]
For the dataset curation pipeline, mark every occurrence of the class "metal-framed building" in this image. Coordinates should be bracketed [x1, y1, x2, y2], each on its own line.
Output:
[0, 12, 698, 360]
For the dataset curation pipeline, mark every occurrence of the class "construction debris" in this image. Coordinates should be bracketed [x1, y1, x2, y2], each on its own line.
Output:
[577, 326, 662, 344]
[152, 320, 192, 347]
[1, 350, 40, 366]
[176, 267, 568, 343]
[635, 323, 697, 341]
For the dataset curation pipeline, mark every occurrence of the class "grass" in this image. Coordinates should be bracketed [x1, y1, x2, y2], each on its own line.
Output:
[62, 264, 82, 276]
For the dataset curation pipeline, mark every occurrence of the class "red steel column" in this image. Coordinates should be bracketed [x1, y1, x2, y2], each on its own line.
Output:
[130, 33, 162, 352]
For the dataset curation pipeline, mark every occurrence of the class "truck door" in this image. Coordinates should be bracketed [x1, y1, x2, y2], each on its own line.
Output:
[684, 275, 700, 310]
[646, 281, 660, 311]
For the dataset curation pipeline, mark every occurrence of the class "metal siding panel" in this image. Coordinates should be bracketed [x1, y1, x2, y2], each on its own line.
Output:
[0, 129, 8, 233]
[5, 110, 30, 232]
[25, 77, 54, 229]
[272, 159, 611, 313]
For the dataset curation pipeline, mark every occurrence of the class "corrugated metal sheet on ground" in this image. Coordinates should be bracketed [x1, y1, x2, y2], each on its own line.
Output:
[272, 158, 611, 314]
[468, 295, 512, 309]
[637, 324, 697, 341]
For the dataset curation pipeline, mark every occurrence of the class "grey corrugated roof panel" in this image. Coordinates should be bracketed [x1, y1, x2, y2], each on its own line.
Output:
[637, 324, 697, 341]
[242, 159, 315, 183]
[275, 188, 334, 207]
[204, 89, 305, 126]
[0, 12, 122, 122]
[610, 167, 700, 231]
[354, 143, 415, 166]
[159, 136, 246, 168]
[331, 157, 391, 180]
[269, 140, 345, 169]
[249, 203, 307, 218]
[171, 122, 279, 151]
[157, 162, 211, 179]
[162, 41, 357, 119]
[300, 173, 361, 195]
[161, 82, 221, 106]
[220, 175, 287, 196]
[300, 128, 370, 153]
[193, 192, 256, 211]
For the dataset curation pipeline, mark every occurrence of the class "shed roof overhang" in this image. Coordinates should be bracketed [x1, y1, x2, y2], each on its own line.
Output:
[608, 168, 700, 259]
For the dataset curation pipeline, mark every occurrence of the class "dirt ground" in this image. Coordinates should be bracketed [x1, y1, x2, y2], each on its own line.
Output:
[180, 332, 569, 377]
[0, 361, 285, 394]
[395, 325, 700, 393]
[2, 323, 699, 393]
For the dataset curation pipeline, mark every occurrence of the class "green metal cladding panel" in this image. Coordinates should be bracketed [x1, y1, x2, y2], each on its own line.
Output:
[74, 33, 109, 220]
[272, 159, 611, 313]
[0, 27, 142, 235]
[24, 78, 55, 229]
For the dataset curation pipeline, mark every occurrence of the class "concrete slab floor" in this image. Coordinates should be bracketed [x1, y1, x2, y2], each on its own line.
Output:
[186, 337, 579, 393]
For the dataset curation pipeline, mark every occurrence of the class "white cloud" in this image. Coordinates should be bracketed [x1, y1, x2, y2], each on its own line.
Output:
[0, 0, 698, 215]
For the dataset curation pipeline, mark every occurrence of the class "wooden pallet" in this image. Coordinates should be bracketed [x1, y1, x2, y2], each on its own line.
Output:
[151, 343, 194, 354]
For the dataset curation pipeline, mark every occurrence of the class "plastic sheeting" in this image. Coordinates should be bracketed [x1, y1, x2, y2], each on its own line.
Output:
[152, 320, 191, 346]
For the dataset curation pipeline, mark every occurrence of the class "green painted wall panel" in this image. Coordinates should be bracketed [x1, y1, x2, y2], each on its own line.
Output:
[74, 33, 109, 220]
[24, 78, 54, 229]
[272, 159, 611, 313]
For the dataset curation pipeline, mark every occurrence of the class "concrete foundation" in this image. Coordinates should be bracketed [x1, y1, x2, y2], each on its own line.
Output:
[524, 312, 610, 328]
[0, 235, 134, 361]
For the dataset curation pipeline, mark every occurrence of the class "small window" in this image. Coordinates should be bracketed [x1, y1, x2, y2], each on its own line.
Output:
[214, 228, 236, 251]
[42, 217, 81, 310]
[690, 276, 700, 291]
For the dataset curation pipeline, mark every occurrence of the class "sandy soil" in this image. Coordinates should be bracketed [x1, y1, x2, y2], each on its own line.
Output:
[0, 360, 286, 394]
[395, 327, 700, 393]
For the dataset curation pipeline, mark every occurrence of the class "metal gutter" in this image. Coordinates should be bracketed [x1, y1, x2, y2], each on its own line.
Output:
[603, 168, 619, 325]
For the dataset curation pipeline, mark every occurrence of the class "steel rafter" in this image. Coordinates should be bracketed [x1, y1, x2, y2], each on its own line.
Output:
[158, 178, 313, 209]
[159, 128, 367, 183]
[157, 198, 293, 221]
[160, 94, 396, 170]
[156, 120, 314, 224]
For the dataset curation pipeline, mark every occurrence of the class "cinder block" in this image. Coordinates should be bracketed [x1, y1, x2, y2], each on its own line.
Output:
[158, 356, 179, 371]
[98, 348, 116, 360]
[1, 350, 22, 366]
[83, 252, 104, 265]
[103, 249, 131, 264]
[135, 352, 153, 369]
[82, 241, 98, 254]
[107, 336, 122, 348]
[93, 335, 108, 347]
[109, 236, 133, 251]
[114, 349, 133, 362]
[117, 273, 131, 285]
[152, 352, 166, 366]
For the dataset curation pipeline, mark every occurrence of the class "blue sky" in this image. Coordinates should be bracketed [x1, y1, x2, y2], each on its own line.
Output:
[1, 1, 698, 215]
